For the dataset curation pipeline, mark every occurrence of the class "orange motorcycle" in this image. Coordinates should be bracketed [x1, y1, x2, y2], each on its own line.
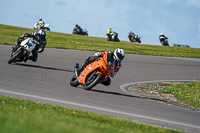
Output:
[70, 54, 115, 90]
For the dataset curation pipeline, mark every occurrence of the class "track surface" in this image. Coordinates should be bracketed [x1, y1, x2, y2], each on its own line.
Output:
[0, 44, 200, 132]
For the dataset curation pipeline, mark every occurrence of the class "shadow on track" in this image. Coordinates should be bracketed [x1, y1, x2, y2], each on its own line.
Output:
[15, 63, 74, 73]
[91, 89, 147, 99]
[91, 89, 173, 103]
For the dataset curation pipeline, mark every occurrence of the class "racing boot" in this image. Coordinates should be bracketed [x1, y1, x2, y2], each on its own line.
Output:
[24, 56, 29, 63]
[74, 57, 94, 77]
[74, 63, 85, 77]
[12, 47, 15, 53]
[74, 63, 80, 77]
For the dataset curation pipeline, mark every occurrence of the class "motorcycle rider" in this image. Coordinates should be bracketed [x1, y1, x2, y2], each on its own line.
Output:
[106, 28, 116, 40]
[74, 24, 83, 34]
[159, 33, 168, 43]
[39, 18, 45, 29]
[128, 31, 135, 41]
[75, 48, 125, 86]
[13, 29, 47, 62]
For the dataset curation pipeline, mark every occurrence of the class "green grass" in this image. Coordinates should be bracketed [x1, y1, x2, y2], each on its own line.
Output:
[0, 24, 200, 58]
[0, 95, 183, 133]
[159, 82, 200, 108]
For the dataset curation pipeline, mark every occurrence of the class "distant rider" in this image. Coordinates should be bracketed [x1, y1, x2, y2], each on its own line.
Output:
[74, 24, 83, 34]
[106, 28, 115, 39]
[128, 31, 135, 41]
[39, 18, 45, 29]
[75, 48, 125, 86]
[159, 33, 168, 43]
[14, 29, 47, 62]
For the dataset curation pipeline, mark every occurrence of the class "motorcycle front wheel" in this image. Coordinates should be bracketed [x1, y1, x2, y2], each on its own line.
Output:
[84, 33, 88, 36]
[7, 49, 23, 64]
[70, 75, 80, 87]
[84, 73, 102, 90]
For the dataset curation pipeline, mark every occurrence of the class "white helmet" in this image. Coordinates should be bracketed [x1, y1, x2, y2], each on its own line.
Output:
[114, 48, 125, 62]
[160, 33, 164, 36]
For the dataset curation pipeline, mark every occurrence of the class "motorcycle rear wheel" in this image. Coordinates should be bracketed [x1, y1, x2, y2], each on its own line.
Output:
[47, 28, 50, 31]
[7, 49, 23, 64]
[84, 73, 102, 90]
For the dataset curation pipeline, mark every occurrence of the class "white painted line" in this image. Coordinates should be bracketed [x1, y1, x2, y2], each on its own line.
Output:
[0, 89, 200, 129]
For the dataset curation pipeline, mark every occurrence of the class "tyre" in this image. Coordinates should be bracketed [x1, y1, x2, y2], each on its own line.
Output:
[100, 77, 111, 86]
[107, 37, 111, 41]
[114, 38, 120, 42]
[70, 75, 80, 87]
[7, 49, 23, 64]
[84, 73, 102, 90]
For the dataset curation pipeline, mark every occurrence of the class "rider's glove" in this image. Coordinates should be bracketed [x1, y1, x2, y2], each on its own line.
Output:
[20, 35, 24, 38]
[23, 33, 28, 37]
[20, 33, 28, 38]
[17, 37, 25, 44]
[110, 72, 116, 78]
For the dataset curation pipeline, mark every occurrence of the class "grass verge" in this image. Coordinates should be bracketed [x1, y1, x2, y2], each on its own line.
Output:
[159, 82, 200, 108]
[0, 24, 200, 58]
[0, 95, 183, 133]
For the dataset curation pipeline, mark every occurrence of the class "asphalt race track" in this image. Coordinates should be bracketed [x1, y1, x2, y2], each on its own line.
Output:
[0, 44, 200, 132]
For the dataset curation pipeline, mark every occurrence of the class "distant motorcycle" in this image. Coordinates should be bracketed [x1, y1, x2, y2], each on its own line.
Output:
[129, 34, 141, 43]
[159, 36, 169, 46]
[34, 22, 50, 31]
[70, 54, 115, 90]
[73, 28, 88, 36]
[8, 38, 39, 64]
[107, 32, 120, 42]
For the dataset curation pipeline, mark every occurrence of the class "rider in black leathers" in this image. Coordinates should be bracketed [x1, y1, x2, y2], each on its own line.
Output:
[74, 24, 83, 34]
[128, 31, 135, 41]
[13, 29, 47, 62]
[159, 33, 168, 43]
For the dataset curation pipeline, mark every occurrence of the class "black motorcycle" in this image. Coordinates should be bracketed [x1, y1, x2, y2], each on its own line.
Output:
[73, 28, 88, 36]
[107, 32, 120, 42]
[159, 36, 169, 46]
[129, 34, 141, 43]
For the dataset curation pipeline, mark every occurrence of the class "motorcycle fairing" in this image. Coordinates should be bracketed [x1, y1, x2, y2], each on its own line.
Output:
[21, 38, 36, 52]
[77, 54, 114, 84]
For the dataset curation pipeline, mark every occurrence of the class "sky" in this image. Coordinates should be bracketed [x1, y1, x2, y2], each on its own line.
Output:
[0, 0, 200, 48]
